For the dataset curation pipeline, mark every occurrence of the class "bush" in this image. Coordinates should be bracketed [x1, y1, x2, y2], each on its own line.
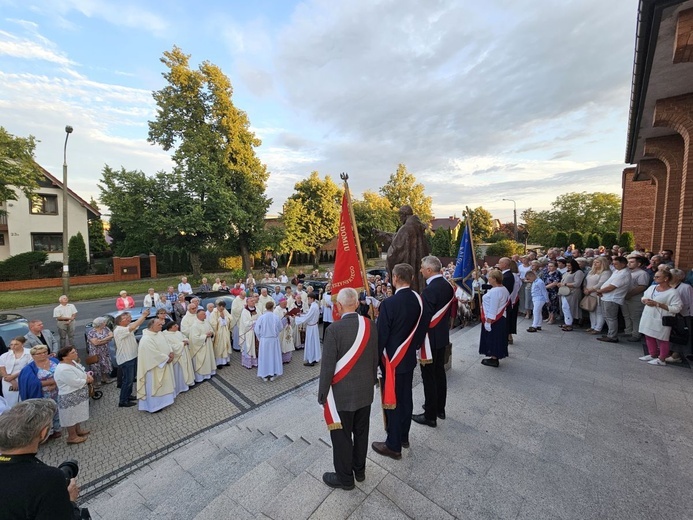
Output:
[568, 232, 584, 251]
[485, 240, 525, 257]
[586, 233, 601, 249]
[554, 231, 569, 249]
[619, 231, 635, 251]
[68, 232, 88, 276]
[0, 251, 49, 281]
[602, 232, 619, 249]
[431, 228, 452, 257]
[486, 232, 507, 243]
[37, 261, 63, 278]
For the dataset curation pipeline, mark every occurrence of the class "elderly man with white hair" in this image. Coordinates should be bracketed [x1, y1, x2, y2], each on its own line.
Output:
[136, 319, 175, 413]
[53, 295, 77, 349]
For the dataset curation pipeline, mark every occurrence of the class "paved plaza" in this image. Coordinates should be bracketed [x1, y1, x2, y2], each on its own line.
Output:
[57, 317, 693, 519]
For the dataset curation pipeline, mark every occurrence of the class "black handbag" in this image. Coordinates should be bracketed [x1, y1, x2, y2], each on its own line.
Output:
[662, 314, 690, 345]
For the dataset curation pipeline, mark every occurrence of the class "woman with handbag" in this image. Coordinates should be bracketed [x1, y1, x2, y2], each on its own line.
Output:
[54, 346, 93, 444]
[666, 269, 692, 363]
[582, 257, 611, 334]
[558, 259, 584, 332]
[638, 270, 683, 366]
[86, 317, 115, 387]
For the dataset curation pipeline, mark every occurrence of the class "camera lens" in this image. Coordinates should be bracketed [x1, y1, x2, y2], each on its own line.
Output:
[58, 459, 79, 485]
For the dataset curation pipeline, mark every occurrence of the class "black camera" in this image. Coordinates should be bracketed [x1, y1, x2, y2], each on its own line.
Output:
[58, 459, 79, 485]
[481, 284, 493, 291]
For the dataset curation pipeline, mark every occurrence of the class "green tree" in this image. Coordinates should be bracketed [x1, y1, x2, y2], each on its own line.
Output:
[380, 164, 433, 224]
[547, 192, 621, 237]
[431, 227, 452, 257]
[485, 240, 525, 257]
[586, 233, 601, 249]
[619, 231, 635, 251]
[278, 198, 310, 268]
[87, 198, 110, 256]
[281, 172, 342, 268]
[353, 191, 399, 254]
[0, 126, 42, 207]
[68, 232, 88, 276]
[147, 46, 270, 272]
[602, 232, 619, 249]
[466, 207, 495, 243]
[554, 231, 569, 249]
[521, 208, 555, 247]
[569, 231, 584, 251]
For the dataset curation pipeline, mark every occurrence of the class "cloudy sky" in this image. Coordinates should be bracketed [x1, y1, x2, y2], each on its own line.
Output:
[0, 0, 637, 223]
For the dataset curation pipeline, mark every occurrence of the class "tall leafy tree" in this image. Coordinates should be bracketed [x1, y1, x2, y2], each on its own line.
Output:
[68, 232, 88, 276]
[380, 163, 433, 224]
[87, 198, 110, 256]
[0, 126, 42, 207]
[147, 46, 270, 272]
[352, 191, 399, 253]
[278, 198, 310, 268]
[431, 227, 452, 257]
[281, 172, 342, 267]
[466, 206, 495, 243]
[547, 192, 621, 237]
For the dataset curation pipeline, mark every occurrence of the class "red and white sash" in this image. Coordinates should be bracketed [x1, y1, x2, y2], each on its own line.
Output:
[324, 316, 371, 430]
[480, 292, 510, 324]
[382, 292, 422, 409]
[417, 295, 455, 365]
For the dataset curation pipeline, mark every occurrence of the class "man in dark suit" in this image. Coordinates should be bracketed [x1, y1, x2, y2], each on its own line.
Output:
[499, 257, 518, 344]
[413, 256, 455, 428]
[318, 287, 379, 490]
[372, 263, 423, 460]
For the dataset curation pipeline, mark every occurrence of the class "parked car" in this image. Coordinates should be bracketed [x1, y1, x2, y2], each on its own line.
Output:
[302, 279, 330, 296]
[84, 308, 167, 346]
[367, 268, 388, 280]
[186, 291, 236, 310]
[0, 313, 30, 355]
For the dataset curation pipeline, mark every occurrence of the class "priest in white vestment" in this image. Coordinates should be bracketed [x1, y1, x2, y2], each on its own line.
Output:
[295, 292, 321, 366]
[189, 309, 216, 382]
[209, 300, 232, 368]
[257, 288, 274, 315]
[255, 301, 284, 381]
[230, 292, 246, 352]
[136, 319, 176, 413]
[274, 298, 295, 363]
[239, 295, 260, 369]
[162, 321, 195, 394]
[180, 298, 200, 338]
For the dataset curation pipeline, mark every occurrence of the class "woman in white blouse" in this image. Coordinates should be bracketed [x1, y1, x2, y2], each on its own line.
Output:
[0, 337, 32, 408]
[54, 346, 93, 444]
[582, 257, 612, 335]
[479, 269, 510, 368]
[638, 270, 683, 366]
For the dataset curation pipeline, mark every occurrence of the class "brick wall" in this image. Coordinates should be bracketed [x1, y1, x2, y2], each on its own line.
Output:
[620, 167, 656, 251]
[0, 274, 115, 292]
[674, 7, 693, 64]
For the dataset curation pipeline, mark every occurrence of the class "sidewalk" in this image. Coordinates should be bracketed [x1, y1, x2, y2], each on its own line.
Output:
[81, 318, 693, 519]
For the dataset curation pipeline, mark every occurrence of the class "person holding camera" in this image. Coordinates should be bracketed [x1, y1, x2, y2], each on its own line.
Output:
[0, 399, 82, 519]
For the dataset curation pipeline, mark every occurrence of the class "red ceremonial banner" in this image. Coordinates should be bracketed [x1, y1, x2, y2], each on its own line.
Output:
[331, 192, 364, 320]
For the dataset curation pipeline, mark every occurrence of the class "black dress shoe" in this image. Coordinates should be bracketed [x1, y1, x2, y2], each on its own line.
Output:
[481, 358, 499, 367]
[437, 411, 446, 420]
[216, 365, 224, 369]
[354, 472, 366, 482]
[118, 401, 136, 408]
[597, 336, 619, 343]
[401, 441, 410, 449]
[128, 396, 137, 401]
[371, 441, 402, 460]
[322, 472, 354, 490]
[411, 413, 437, 428]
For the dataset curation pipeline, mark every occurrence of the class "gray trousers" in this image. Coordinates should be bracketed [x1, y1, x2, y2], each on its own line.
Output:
[601, 301, 621, 339]
[56, 320, 75, 348]
[622, 298, 644, 338]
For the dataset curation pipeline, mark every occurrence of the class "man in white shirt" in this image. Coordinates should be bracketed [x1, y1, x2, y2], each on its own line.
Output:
[142, 288, 160, 309]
[53, 295, 78, 349]
[622, 255, 650, 342]
[114, 309, 150, 407]
[596, 257, 632, 343]
[178, 276, 193, 295]
[278, 271, 289, 284]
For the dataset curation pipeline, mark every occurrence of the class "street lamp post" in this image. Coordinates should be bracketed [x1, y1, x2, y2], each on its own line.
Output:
[502, 198, 518, 242]
[62, 125, 73, 296]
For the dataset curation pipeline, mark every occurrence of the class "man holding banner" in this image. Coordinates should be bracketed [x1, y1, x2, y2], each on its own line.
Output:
[318, 288, 379, 490]
[371, 263, 424, 460]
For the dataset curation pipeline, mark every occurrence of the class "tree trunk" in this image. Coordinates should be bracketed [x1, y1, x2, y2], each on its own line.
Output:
[189, 251, 201, 278]
[239, 237, 252, 273]
[286, 251, 293, 269]
[313, 248, 321, 269]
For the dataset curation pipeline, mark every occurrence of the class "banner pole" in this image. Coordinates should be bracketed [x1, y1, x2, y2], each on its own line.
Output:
[340, 173, 369, 298]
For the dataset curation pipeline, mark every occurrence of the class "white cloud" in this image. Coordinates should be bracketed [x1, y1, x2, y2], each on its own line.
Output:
[0, 29, 73, 65]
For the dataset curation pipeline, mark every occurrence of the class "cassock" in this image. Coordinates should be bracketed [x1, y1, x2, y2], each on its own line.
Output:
[239, 306, 259, 368]
[180, 311, 198, 338]
[209, 308, 232, 366]
[274, 306, 295, 363]
[257, 295, 274, 315]
[189, 319, 217, 382]
[163, 330, 195, 393]
[136, 330, 175, 413]
[296, 301, 321, 364]
[255, 312, 284, 380]
[230, 296, 245, 351]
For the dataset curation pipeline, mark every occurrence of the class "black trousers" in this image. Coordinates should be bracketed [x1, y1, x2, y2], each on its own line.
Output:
[420, 347, 446, 421]
[384, 369, 414, 452]
[329, 404, 371, 485]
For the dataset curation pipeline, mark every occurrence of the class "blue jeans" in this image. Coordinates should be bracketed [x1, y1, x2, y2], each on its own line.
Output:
[119, 357, 137, 405]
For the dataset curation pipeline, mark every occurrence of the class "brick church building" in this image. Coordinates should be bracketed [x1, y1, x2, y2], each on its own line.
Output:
[621, 0, 693, 270]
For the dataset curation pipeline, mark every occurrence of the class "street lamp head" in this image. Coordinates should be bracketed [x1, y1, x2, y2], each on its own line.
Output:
[65, 125, 73, 134]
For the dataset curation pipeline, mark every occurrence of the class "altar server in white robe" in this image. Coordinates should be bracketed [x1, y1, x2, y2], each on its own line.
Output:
[180, 298, 200, 338]
[136, 319, 176, 413]
[274, 298, 295, 363]
[209, 299, 232, 368]
[189, 309, 217, 382]
[162, 321, 195, 393]
[230, 292, 246, 352]
[255, 301, 284, 381]
[239, 295, 260, 369]
[295, 292, 321, 366]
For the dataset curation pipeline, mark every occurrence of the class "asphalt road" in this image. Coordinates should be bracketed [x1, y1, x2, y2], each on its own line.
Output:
[6, 293, 151, 355]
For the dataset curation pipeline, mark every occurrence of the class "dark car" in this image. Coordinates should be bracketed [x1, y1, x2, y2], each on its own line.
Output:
[0, 313, 30, 355]
[186, 291, 236, 311]
[367, 268, 388, 281]
[302, 278, 330, 295]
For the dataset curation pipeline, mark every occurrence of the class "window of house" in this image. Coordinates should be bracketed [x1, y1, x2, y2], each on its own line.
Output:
[32, 233, 62, 252]
[0, 234, 4, 246]
[30, 194, 59, 215]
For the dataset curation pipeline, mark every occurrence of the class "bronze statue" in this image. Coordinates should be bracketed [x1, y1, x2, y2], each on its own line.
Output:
[386, 205, 430, 293]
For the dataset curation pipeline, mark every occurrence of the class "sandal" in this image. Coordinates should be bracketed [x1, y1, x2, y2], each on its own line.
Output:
[66, 436, 88, 445]
[527, 327, 538, 333]
[561, 326, 573, 332]
[76, 430, 91, 436]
